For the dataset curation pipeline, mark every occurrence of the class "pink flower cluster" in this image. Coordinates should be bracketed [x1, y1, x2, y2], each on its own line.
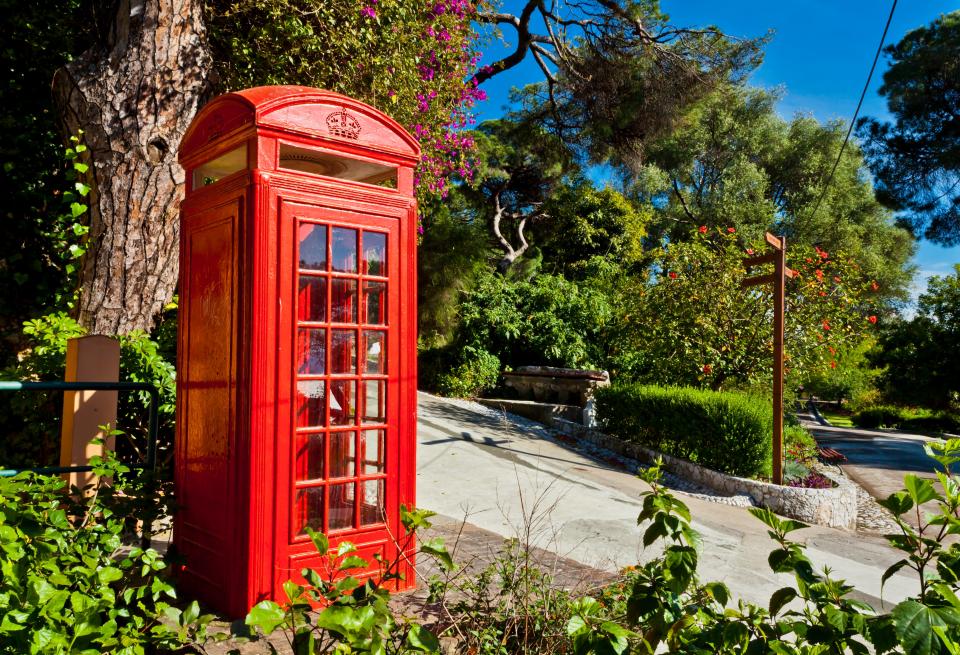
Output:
[404, 0, 486, 204]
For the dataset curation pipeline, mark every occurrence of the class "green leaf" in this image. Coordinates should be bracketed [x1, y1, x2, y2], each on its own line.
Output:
[96, 567, 123, 584]
[245, 600, 286, 634]
[406, 624, 440, 652]
[305, 528, 328, 556]
[70, 202, 87, 218]
[704, 581, 730, 607]
[904, 474, 939, 506]
[338, 555, 368, 571]
[879, 491, 914, 516]
[881, 558, 910, 592]
[420, 538, 455, 571]
[768, 586, 797, 616]
[283, 580, 305, 602]
[893, 600, 960, 655]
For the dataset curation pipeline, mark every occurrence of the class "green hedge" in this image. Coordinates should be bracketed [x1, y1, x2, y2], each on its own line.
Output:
[595, 384, 773, 478]
[852, 405, 960, 433]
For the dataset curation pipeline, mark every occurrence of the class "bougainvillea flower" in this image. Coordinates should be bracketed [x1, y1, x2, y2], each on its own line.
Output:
[815, 269, 824, 280]
[868, 315, 877, 324]
[831, 360, 837, 369]
[822, 321, 831, 331]
[699, 225, 708, 234]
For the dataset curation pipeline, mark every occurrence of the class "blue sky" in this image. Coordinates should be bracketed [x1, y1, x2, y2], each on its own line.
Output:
[473, 0, 960, 303]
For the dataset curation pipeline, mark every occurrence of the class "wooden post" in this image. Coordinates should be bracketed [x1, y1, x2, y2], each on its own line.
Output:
[743, 233, 796, 485]
[60, 336, 120, 492]
[772, 237, 785, 486]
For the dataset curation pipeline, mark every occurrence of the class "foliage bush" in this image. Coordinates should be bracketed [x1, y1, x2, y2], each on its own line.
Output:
[853, 405, 960, 433]
[0, 450, 212, 654]
[456, 271, 614, 370]
[244, 506, 453, 654]
[0, 311, 177, 473]
[434, 347, 501, 398]
[595, 383, 773, 478]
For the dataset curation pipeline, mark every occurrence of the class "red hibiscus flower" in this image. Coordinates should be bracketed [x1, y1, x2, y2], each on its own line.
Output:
[668, 271, 677, 279]
[745, 248, 754, 255]
[822, 321, 831, 331]
[702, 364, 713, 374]
[831, 360, 837, 369]
[871, 281, 880, 292]
[698, 225, 708, 234]
[727, 227, 736, 233]
[868, 315, 877, 324]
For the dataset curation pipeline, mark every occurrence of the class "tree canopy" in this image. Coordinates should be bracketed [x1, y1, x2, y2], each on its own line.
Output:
[633, 85, 915, 301]
[858, 10, 960, 245]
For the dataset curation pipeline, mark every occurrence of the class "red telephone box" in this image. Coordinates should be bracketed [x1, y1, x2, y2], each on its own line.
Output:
[175, 86, 419, 617]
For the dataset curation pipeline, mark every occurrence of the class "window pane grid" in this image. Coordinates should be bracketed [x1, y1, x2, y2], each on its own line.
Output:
[294, 221, 389, 537]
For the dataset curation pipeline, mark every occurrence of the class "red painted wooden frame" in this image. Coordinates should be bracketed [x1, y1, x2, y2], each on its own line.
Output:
[176, 87, 419, 617]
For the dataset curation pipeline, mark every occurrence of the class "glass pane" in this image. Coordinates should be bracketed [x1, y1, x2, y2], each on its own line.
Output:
[332, 228, 358, 273]
[330, 431, 356, 478]
[360, 479, 384, 526]
[362, 380, 386, 423]
[364, 281, 386, 325]
[362, 232, 387, 276]
[295, 433, 324, 481]
[298, 276, 327, 323]
[331, 330, 357, 374]
[296, 487, 324, 535]
[299, 223, 327, 270]
[296, 381, 326, 428]
[364, 331, 385, 374]
[297, 328, 326, 375]
[362, 429, 384, 474]
[328, 483, 355, 531]
[329, 380, 356, 426]
[331, 279, 358, 323]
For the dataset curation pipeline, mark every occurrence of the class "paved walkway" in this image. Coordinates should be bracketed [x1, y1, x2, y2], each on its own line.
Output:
[417, 393, 918, 610]
[800, 404, 947, 528]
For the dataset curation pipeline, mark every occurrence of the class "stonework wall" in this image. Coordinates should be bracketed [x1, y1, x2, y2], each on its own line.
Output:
[552, 418, 858, 530]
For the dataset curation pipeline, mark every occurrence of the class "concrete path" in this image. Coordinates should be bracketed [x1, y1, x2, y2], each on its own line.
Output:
[417, 393, 919, 610]
[799, 406, 948, 527]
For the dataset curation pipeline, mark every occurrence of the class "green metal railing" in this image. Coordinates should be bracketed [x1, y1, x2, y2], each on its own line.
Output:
[0, 380, 159, 477]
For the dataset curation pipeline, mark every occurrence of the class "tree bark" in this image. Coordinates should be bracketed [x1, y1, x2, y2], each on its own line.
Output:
[53, 0, 212, 335]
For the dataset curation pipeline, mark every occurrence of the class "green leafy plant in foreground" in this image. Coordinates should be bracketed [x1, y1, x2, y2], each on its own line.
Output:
[244, 505, 454, 654]
[0, 447, 214, 654]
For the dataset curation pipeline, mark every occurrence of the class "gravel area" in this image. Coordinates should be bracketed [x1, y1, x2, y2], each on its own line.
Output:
[854, 484, 901, 534]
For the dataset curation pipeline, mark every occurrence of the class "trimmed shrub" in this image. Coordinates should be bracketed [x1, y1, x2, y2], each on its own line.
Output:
[853, 405, 960, 433]
[851, 405, 904, 429]
[595, 384, 773, 478]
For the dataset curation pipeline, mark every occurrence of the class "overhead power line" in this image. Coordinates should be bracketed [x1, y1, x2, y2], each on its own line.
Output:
[810, 0, 898, 221]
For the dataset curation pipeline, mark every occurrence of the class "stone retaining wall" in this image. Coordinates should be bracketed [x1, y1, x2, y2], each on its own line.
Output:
[552, 418, 857, 530]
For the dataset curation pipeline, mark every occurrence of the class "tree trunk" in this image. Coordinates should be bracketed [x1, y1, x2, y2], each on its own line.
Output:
[53, 0, 212, 335]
